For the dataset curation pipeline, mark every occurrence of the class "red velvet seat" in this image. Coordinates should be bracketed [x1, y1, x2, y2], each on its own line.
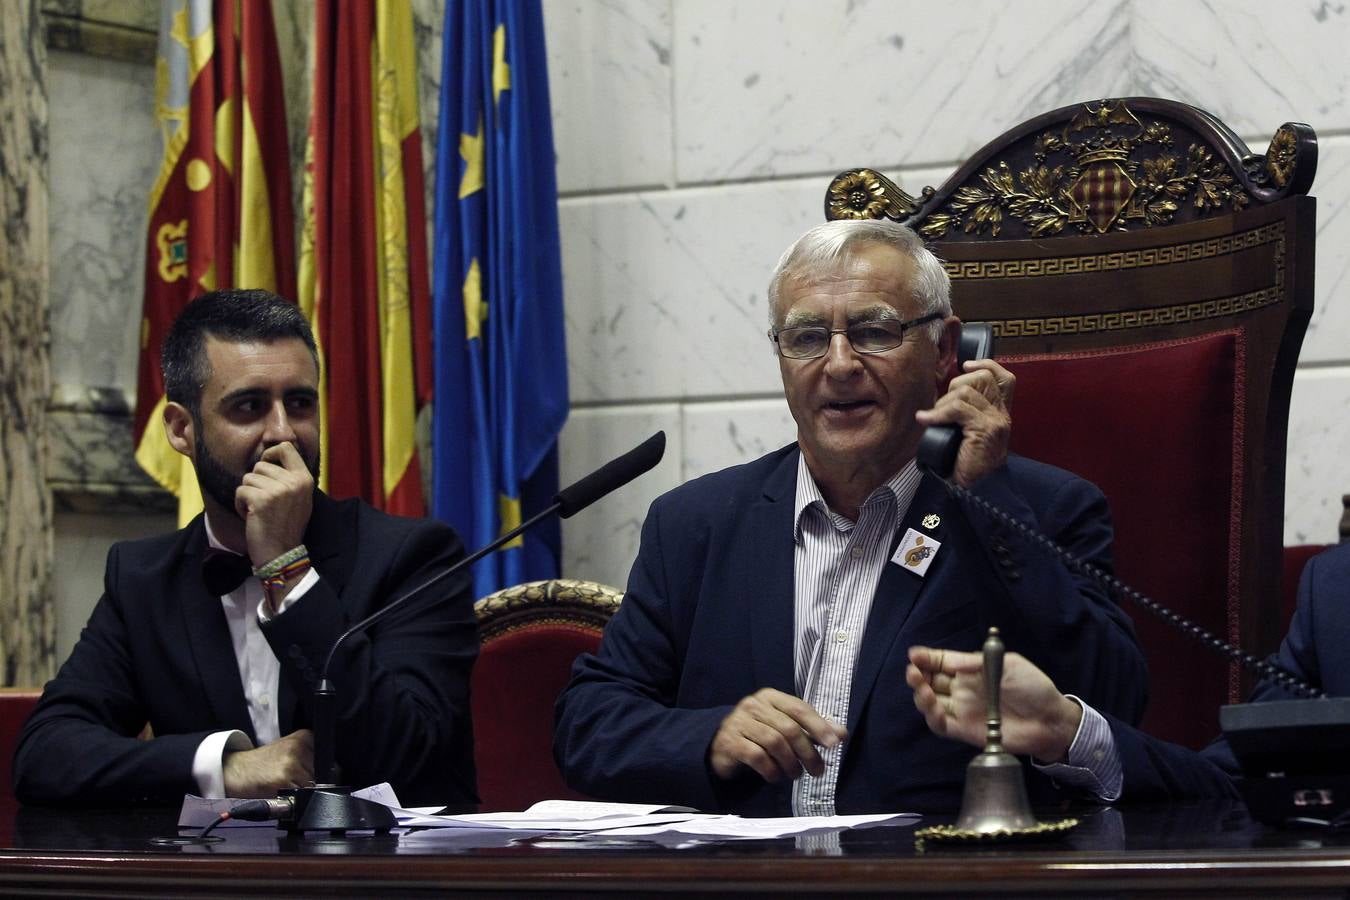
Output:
[471, 579, 621, 811]
[0, 689, 41, 806]
[826, 97, 1316, 749]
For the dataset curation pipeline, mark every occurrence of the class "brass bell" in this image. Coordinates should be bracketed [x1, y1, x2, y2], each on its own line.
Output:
[953, 627, 1039, 833]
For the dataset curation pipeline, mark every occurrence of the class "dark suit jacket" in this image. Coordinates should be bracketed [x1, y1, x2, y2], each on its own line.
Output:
[1112, 541, 1350, 800]
[13, 492, 478, 807]
[554, 445, 1148, 814]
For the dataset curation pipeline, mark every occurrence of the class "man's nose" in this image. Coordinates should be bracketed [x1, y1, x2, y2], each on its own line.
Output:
[822, 330, 862, 377]
[262, 401, 298, 445]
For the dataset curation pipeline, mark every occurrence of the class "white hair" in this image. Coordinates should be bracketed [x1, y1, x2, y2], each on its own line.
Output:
[767, 219, 952, 342]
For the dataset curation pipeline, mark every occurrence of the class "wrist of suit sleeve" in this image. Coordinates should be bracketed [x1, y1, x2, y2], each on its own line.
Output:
[192, 730, 254, 798]
[1031, 696, 1122, 801]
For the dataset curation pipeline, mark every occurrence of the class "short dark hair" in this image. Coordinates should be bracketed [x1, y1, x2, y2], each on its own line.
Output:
[161, 289, 319, 416]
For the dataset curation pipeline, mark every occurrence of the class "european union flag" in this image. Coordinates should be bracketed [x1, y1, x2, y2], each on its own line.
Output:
[433, 0, 568, 598]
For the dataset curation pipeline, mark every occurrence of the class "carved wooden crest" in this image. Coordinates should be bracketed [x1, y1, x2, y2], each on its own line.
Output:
[825, 99, 1315, 241]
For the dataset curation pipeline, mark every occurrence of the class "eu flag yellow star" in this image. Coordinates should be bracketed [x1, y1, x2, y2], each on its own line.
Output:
[458, 116, 484, 199]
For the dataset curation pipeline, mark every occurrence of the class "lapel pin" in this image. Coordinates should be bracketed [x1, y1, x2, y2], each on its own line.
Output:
[892, 527, 941, 577]
[922, 513, 941, 530]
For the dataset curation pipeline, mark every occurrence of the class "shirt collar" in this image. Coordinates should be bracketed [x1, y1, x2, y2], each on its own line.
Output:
[792, 452, 923, 543]
[203, 512, 233, 554]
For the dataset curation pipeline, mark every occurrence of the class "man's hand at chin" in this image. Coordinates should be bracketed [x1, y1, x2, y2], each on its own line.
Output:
[222, 729, 315, 798]
[235, 441, 314, 567]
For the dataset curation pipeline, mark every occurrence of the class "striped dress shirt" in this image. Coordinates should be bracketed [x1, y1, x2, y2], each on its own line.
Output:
[791, 454, 923, 816]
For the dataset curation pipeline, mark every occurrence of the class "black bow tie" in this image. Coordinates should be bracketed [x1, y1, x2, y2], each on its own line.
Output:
[202, 549, 253, 596]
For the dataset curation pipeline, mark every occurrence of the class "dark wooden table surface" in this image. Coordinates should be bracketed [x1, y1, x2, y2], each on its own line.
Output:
[3, 799, 1350, 897]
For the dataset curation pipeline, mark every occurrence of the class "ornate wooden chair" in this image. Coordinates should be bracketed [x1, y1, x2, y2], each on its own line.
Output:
[826, 97, 1316, 749]
[472, 579, 622, 811]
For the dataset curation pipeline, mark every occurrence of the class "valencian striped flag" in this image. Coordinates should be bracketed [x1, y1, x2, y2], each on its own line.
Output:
[136, 0, 296, 527]
[434, 0, 568, 596]
[299, 0, 433, 515]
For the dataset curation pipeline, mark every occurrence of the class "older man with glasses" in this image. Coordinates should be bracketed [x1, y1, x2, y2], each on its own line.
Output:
[554, 219, 1148, 816]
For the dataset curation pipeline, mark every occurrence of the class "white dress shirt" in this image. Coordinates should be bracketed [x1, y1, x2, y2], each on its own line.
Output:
[190, 515, 319, 798]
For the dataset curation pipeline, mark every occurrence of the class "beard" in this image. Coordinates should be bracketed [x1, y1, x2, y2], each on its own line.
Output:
[193, 425, 322, 519]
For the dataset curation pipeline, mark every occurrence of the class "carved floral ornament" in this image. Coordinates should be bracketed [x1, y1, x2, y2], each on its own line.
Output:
[826, 169, 926, 221]
[827, 101, 1270, 240]
[1265, 125, 1298, 189]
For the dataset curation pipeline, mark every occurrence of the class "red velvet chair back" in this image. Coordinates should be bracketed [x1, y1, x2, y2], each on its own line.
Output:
[826, 98, 1316, 749]
[472, 579, 622, 811]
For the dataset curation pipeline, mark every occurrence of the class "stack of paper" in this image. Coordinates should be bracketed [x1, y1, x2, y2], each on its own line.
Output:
[178, 788, 919, 842]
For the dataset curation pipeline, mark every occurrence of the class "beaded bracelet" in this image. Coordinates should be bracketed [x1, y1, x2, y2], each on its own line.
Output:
[253, 544, 309, 579]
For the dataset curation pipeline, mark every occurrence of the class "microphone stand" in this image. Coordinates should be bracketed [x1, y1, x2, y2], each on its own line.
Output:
[274, 431, 666, 833]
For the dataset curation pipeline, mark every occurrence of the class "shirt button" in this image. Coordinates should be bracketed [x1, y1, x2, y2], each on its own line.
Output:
[260, 694, 271, 708]
[835, 630, 848, 643]
[850, 546, 864, 558]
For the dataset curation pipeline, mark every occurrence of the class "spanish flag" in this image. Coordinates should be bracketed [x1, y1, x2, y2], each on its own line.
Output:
[135, 0, 296, 526]
[299, 0, 432, 516]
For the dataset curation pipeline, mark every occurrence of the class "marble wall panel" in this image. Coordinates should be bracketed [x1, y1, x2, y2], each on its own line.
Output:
[1297, 135, 1350, 365]
[672, 0, 1130, 185]
[1131, 0, 1350, 136]
[46, 386, 168, 506]
[558, 404, 683, 590]
[410, 0, 442, 268]
[681, 399, 797, 481]
[1, 0, 56, 685]
[52, 510, 175, 663]
[545, 0, 674, 194]
[272, 0, 314, 234]
[46, 49, 157, 397]
[559, 178, 822, 404]
[1284, 367, 1350, 544]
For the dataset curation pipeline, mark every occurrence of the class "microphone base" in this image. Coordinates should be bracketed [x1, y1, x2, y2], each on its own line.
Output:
[278, 786, 397, 835]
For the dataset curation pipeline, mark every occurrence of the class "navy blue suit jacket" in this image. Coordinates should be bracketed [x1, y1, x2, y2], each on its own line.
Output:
[1113, 541, 1350, 800]
[14, 492, 478, 807]
[554, 445, 1148, 814]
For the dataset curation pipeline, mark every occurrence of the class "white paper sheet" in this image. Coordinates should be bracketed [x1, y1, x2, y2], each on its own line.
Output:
[595, 812, 919, 840]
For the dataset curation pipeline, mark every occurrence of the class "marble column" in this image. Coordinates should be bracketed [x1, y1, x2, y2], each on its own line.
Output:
[0, 0, 56, 684]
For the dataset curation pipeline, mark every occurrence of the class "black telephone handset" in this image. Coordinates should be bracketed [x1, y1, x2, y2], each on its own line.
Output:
[916, 322, 995, 479]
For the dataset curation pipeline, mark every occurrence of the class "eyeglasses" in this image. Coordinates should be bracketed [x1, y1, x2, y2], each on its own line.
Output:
[769, 312, 943, 360]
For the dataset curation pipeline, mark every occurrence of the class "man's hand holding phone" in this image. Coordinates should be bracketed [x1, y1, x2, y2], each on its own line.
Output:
[915, 358, 1015, 486]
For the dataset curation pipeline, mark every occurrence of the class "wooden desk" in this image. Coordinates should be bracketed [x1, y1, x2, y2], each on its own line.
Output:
[3, 800, 1350, 896]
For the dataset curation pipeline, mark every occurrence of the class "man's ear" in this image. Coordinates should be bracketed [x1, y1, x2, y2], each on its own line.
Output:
[936, 315, 962, 389]
[163, 401, 195, 458]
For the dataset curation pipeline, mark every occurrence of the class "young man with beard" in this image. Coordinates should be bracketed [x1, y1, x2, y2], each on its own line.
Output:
[14, 291, 477, 808]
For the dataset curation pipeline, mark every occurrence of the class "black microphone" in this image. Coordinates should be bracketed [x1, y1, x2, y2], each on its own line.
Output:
[554, 430, 665, 518]
[283, 431, 667, 832]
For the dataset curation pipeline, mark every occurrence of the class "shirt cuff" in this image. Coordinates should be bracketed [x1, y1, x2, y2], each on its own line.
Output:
[1030, 695, 1122, 802]
[256, 568, 320, 623]
[192, 730, 254, 799]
